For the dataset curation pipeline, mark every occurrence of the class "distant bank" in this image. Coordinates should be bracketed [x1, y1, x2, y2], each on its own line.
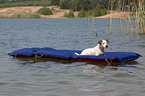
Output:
[0, 6, 130, 19]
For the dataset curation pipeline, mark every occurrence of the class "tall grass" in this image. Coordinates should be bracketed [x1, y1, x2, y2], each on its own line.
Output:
[12, 12, 40, 18]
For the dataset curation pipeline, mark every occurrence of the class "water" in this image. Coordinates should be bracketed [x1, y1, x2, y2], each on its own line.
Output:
[0, 18, 145, 96]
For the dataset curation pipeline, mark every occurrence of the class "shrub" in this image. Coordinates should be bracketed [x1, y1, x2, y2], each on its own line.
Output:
[63, 12, 68, 17]
[78, 4, 107, 18]
[63, 11, 75, 18]
[101, 8, 107, 16]
[78, 9, 85, 18]
[78, 9, 90, 18]
[68, 11, 75, 17]
[85, 11, 88, 17]
[88, 10, 93, 16]
[37, 7, 53, 15]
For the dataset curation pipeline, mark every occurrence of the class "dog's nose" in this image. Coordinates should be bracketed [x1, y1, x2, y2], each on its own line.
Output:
[106, 45, 108, 48]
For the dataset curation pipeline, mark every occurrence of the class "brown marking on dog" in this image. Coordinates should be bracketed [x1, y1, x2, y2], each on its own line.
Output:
[106, 40, 109, 44]
[98, 40, 103, 45]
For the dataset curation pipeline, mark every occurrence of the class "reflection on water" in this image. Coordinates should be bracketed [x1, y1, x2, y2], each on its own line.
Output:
[0, 18, 145, 96]
[11, 56, 140, 69]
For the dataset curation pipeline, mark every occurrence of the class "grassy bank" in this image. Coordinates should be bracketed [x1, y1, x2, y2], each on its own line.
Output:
[0, 6, 142, 19]
[12, 12, 40, 18]
[0, 6, 78, 18]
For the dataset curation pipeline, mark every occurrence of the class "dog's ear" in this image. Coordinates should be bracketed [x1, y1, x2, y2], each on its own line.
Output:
[98, 40, 102, 45]
[106, 40, 109, 43]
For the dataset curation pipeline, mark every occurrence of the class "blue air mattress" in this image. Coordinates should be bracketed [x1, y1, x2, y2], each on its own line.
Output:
[8, 47, 142, 64]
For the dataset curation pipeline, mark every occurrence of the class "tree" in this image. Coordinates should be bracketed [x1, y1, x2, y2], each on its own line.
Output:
[70, 0, 81, 11]
[94, 3, 101, 17]
[59, 0, 71, 9]
[51, 0, 59, 5]
[80, 0, 91, 11]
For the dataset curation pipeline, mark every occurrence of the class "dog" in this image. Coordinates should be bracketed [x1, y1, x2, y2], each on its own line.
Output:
[75, 40, 109, 56]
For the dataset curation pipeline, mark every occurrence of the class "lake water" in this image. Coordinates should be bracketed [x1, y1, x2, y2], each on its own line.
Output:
[0, 18, 145, 96]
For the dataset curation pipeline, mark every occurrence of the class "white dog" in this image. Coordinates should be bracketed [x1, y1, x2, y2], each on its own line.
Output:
[75, 40, 109, 56]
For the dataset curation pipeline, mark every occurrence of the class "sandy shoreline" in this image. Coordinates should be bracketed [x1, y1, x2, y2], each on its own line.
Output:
[0, 6, 130, 19]
[95, 11, 133, 19]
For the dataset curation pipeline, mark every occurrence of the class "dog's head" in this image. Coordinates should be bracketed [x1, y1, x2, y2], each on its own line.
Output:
[98, 40, 109, 48]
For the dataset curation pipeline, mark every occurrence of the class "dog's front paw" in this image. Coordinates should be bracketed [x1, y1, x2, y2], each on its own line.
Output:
[99, 54, 104, 56]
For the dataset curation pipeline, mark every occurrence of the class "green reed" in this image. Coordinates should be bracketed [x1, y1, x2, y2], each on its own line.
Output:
[107, 0, 145, 35]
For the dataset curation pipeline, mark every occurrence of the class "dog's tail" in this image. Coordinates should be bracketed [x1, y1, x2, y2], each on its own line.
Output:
[74, 52, 80, 55]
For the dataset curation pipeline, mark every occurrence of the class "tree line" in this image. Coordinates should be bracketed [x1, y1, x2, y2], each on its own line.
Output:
[51, 0, 145, 12]
[0, 0, 109, 11]
[0, 0, 51, 8]
[51, 0, 109, 11]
